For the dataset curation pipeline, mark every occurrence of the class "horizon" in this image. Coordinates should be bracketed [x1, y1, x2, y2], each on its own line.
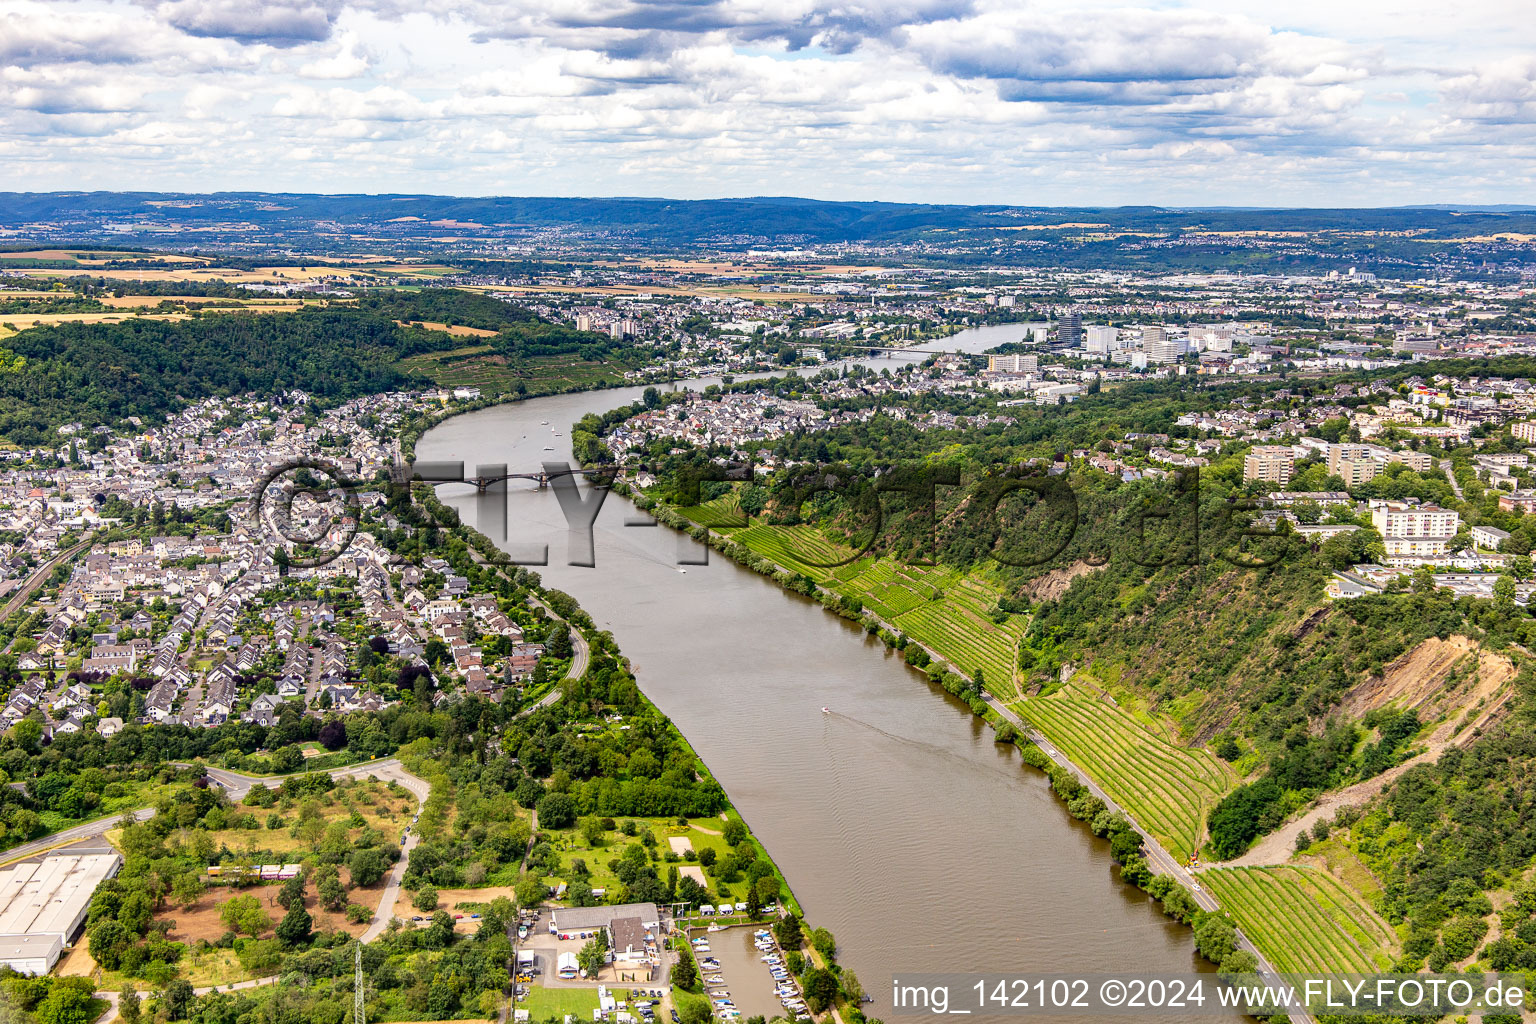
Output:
[4, 1, 1534, 205]
[5, 190, 1536, 212]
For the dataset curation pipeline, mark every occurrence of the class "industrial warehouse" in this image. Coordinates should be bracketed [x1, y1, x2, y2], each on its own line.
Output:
[0, 852, 122, 974]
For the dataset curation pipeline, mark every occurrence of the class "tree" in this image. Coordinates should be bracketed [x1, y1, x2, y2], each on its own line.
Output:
[218, 894, 270, 936]
[1218, 950, 1259, 975]
[536, 792, 576, 829]
[515, 875, 546, 910]
[1193, 912, 1238, 964]
[171, 872, 204, 907]
[34, 983, 95, 1024]
[413, 884, 439, 913]
[1514, 554, 1534, 582]
[721, 819, 747, 846]
[270, 744, 303, 773]
[803, 969, 840, 1013]
[276, 904, 312, 947]
[774, 913, 803, 949]
[1495, 572, 1517, 607]
[9, 718, 40, 754]
[670, 949, 699, 990]
[580, 815, 606, 846]
[278, 871, 306, 912]
[162, 979, 194, 1021]
[118, 984, 141, 1024]
[424, 909, 454, 948]
[675, 875, 706, 907]
[577, 931, 608, 977]
[809, 926, 836, 962]
[318, 718, 347, 750]
[319, 873, 346, 911]
[744, 886, 762, 920]
[349, 847, 387, 887]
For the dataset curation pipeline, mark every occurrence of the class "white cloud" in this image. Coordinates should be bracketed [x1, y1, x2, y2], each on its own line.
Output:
[0, 0, 1531, 203]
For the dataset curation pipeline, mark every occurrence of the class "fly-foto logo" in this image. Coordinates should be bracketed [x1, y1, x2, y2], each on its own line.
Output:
[250, 456, 1294, 572]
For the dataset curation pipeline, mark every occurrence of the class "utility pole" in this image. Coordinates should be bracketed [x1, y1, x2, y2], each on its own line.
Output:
[355, 944, 365, 1024]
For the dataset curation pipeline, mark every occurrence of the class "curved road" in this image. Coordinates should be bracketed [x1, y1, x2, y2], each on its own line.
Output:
[0, 807, 153, 867]
[72, 759, 430, 1017]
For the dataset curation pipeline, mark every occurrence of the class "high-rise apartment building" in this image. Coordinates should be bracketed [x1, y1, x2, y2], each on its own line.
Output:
[1057, 312, 1082, 348]
[1244, 446, 1296, 485]
[1085, 326, 1120, 353]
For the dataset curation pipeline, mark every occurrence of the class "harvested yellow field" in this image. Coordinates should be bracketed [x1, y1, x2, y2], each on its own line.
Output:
[393, 320, 499, 337]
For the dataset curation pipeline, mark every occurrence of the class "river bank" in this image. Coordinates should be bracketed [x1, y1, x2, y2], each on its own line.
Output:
[410, 484, 864, 1022]
[610, 480, 1307, 1020]
[415, 375, 1245, 1024]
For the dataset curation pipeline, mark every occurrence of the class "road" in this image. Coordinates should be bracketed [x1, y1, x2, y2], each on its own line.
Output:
[0, 807, 153, 866]
[1439, 458, 1464, 499]
[988, 698, 1313, 1024]
[84, 759, 431, 1017]
[499, 582, 588, 717]
[199, 756, 429, 803]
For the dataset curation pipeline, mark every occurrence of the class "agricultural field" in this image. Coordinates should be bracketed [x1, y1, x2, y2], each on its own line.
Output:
[710, 520, 1026, 694]
[675, 494, 747, 529]
[1008, 686, 1235, 860]
[1201, 866, 1396, 975]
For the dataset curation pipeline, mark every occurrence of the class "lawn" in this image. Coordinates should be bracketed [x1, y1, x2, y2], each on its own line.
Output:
[1201, 866, 1396, 975]
[1008, 685, 1235, 860]
[519, 986, 602, 1020]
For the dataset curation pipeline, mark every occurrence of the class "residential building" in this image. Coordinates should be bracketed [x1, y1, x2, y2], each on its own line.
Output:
[1244, 446, 1296, 485]
[1471, 524, 1511, 551]
[1371, 501, 1461, 557]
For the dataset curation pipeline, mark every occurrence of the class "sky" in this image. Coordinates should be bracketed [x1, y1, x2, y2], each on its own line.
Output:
[1, 0, 1533, 206]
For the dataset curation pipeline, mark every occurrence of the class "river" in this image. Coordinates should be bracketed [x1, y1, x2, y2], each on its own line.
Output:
[417, 326, 1238, 1023]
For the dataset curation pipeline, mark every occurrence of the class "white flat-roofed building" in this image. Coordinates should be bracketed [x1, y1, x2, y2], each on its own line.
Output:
[0, 934, 62, 976]
[1085, 326, 1120, 353]
[1244, 446, 1296, 485]
[1472, 524, 1511, 551]
[1371, 501, 1460, 541]
[0, 851, 122, 975]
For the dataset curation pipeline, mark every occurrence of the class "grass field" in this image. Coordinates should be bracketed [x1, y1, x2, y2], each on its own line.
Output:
[1008, 686, 1234, 859]
[1201, 866, 1396, 974]
[519, 986, 601, 1020]
[695, 516, 1026, 694]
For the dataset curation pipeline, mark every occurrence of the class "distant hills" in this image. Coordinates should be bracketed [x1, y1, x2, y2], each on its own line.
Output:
[6, 192, 1536, 247]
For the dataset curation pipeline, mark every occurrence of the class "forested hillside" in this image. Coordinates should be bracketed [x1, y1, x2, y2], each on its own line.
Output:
[0, 290, 631, 445]
[614, 370, 1536, 870]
